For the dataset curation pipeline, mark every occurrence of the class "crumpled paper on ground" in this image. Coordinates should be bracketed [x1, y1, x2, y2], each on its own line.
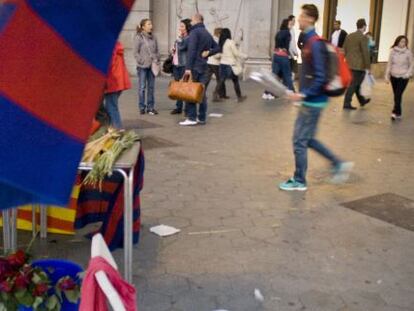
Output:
[149, 224, 180, 237]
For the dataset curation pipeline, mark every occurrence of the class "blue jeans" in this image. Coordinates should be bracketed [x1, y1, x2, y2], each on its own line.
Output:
[104, 91, 122, 128]
[272, 54, 294, 91]
[187, 70, 209, 122]
[293, 105, 341, 184]
[173, 65, 186, 112]
[137, 67, 155, 111]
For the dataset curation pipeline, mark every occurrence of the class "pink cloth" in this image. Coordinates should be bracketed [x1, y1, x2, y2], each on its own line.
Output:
[80, 256, 137, 311]
[173, 42, 179, 66]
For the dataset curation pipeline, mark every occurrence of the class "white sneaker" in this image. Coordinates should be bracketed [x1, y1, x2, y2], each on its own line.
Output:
[179, 119, 197, 126]
[268, 94, 275, 100]
[262, 93, 269, 100]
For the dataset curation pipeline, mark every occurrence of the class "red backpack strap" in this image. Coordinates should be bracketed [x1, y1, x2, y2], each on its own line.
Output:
[303, 35, 321, 60]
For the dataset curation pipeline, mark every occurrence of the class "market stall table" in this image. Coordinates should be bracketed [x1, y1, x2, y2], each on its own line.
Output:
[2, 141, 141, 283]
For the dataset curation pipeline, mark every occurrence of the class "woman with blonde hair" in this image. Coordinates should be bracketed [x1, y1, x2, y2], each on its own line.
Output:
[133, 19, 160, 115]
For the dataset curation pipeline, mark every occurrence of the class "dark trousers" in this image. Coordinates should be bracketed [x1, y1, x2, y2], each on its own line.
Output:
[343, 70, 366, 107]
[172, 65, 187, 113]
[217, 64, 242, 98]
[293, 106, 341, 184]
[187, 70, 209, 122]
[206, 64, 226, 98]
[390, 76, 409, 116]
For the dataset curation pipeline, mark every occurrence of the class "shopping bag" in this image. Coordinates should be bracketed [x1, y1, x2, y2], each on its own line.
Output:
[360, 71, 375, 99]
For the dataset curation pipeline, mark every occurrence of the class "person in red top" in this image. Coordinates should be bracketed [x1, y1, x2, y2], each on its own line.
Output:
[104, 42, 131, 128]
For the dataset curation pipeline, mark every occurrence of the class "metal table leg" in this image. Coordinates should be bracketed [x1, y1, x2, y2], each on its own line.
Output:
[2, 209, 11, 253]
[116, 168, 134, 283]
[10, 208, 17, 252]
[39, 205, 47, 239]
[32, 205, 37, 238]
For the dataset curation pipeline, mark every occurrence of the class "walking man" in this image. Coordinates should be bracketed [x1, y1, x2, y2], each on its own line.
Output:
[179, 13, 220, 126]
[343, 18, 371, 110]
[330, 20, 347, 48]
[280, 4, 353, 191]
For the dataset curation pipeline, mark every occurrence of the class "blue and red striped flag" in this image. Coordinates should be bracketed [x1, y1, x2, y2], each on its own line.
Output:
[0, 0, 135, 209]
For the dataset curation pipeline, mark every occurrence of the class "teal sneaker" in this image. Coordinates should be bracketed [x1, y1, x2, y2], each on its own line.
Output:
[279, 178, 307, 191]
[331, 162, 354, 184]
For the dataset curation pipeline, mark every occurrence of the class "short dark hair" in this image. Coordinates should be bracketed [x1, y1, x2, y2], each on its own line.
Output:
[356, 18, 367, 29]
[288, 15, 295, 21]
[392, 35, 408, 48]
[334, 20, 341, 25]
[301, 4, 319, 22]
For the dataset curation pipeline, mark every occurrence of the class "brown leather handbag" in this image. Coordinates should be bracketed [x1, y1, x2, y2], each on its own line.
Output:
[168, 79, 205, 104]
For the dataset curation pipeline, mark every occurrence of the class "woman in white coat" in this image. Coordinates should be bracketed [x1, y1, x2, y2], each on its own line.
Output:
[385, 35, 413, 120]
[216, 28, 248, 102]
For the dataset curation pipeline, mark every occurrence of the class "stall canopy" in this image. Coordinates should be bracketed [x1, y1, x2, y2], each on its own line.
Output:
[0, 0, 135, 209]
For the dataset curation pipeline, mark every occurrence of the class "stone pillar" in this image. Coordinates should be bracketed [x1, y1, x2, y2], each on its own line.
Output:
[152, 0, 172, 57]
[119, 0, 152, 75]
[407, 0, 414, 52]
[243, 0, 274, 77]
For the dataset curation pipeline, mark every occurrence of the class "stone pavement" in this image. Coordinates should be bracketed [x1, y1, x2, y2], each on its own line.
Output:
[9, 78, 414, 310]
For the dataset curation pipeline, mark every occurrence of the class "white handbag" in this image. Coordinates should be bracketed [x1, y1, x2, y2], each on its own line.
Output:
[231, 61, 243, 76]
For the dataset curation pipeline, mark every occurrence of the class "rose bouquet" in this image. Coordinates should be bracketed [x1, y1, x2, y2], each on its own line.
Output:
[0, 250, 81, 311]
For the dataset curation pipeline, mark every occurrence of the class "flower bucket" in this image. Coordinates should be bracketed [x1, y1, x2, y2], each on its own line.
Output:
[18, 259, 83, 311]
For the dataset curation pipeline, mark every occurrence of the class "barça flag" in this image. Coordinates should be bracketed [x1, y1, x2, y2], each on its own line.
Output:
[0, 0, 135, 209]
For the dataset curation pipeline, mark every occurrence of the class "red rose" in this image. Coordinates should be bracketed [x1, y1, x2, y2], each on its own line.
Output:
[0, 258, 12, 280]
[33, 283, 49, 296]
[57, 277, 77, 291]
[7, 250, 27, 267]
[0, 280, 12, 293]
[14, 273, 29, 289]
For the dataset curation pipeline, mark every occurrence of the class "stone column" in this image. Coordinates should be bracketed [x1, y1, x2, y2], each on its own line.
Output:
[152, 0, 172, 57]
[407, 0, 414, 52]
[243, 0, 274, 77]
[119, 0, 152, 75]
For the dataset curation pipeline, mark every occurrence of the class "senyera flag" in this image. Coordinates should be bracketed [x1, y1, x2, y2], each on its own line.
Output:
[0, 0, 135, 210]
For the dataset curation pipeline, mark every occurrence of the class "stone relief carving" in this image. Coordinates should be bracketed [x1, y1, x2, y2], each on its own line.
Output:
[175, 0, 244, 43]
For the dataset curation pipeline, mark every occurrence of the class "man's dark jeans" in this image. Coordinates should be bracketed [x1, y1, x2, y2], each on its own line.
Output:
[187, 70, 209, 122]
[293, 105, 341, 184]
[343, 70, 367, 107]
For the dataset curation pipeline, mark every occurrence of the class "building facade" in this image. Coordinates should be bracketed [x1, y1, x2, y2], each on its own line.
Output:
[120, 0, 414, 77]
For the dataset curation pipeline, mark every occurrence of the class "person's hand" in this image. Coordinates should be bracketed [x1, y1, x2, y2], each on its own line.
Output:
[183, 70, 192, 81]
[286, 91, 304, 102]
[201, 50, 210, 58]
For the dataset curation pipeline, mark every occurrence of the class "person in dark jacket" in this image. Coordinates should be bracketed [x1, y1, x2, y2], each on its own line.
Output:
[179, 13, 220, 126]
[273, 18, 294, 91]
[170, 18, 191, 115]
[329, 20, 347, 48]
[281, 4, 353, 191]
[262, 19, 295, 100]
[343, 18, 371, 110]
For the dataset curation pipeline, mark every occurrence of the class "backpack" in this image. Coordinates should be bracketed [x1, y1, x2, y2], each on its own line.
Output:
[305, 36, 352, 97]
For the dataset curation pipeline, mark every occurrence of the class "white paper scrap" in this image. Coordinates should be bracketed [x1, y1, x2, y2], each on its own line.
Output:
[149, 225, 180, 237]
[209, 113, 223, 118]
[254, 288, 264, 302]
